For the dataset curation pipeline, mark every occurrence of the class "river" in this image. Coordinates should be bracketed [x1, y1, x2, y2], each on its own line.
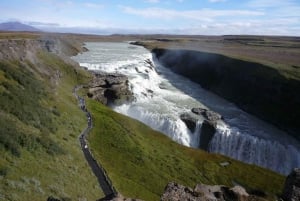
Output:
[72, 42, 300, 175]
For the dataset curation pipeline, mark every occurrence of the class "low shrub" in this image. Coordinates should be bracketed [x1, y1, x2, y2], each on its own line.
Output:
[0, 61, 63, 156]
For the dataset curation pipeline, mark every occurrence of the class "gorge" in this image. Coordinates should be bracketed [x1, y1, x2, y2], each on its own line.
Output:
[72, 41, 300, 176]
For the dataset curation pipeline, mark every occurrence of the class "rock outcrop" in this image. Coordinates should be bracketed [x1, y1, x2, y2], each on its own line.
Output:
[282, 168, 300, 201]
[199, 120, 216, 151]
[188, 107, 221, 151]
[192, 107, 223, 122]
[180, 113, 200, 133]
[87, 72, 134, 106]
[180, 108, 220, 150]
[161, 182, 265, 201]
[46, 196, 63, 201]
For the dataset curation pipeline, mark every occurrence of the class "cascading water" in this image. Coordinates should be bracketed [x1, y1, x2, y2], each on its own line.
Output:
[211, 124, 300, 174]
[72, 42, 300, 175]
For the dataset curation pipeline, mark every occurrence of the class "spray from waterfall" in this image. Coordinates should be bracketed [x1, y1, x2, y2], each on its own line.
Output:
[72, 42, 300, 175]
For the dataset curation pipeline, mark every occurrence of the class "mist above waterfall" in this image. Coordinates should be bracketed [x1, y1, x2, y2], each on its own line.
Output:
[72, 42, 300, 175]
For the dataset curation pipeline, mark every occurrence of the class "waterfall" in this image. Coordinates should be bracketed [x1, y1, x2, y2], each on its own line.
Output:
[209, 124, 300, 175]
[115, 104, 192, 146]
[72, 42, 300, 175]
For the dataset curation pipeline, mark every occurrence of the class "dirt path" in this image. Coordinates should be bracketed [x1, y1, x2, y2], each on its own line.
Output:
[73, 86, 117, 200]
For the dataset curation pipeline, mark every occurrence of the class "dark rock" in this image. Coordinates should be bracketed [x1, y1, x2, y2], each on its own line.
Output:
[147, 89, 154, 94]
[47, 196, 61, 201]
[130, 41, 144, 46]
[145, 59, 154, 70]
[161, 182, 252, 201]
[192, 108, 207, 115]
[82, 46, 89, 52]
[135, 67, 142, 73]
[44, 40, 56, 52]
[248, 189, 266, 198]
[159, 83, 168, 89]
[282, 168, 300, 201]
[192, 107, 223, 121]
[180, 113, 199, 133]
[94, 73, 128, 86]
[88, 72, 134, 106]
[227, 186, 249, 201]
[199, 120, 216, 151]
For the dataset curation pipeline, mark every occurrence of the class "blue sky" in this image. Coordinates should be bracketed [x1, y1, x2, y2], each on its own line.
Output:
[1, 0, 300, 35]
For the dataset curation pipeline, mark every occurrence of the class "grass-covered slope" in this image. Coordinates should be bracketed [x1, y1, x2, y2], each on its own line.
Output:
[87, 100, 285, 201]
[0, 39, 103, 200]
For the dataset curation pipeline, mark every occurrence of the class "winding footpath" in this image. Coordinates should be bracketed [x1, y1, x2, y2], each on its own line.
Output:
[73, 86, 118, 200]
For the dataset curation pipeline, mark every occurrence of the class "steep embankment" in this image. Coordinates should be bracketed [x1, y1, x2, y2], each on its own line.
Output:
[152, 48, 300, 140]
[0, 35, 103, 200]
[86, 99, 284, 201]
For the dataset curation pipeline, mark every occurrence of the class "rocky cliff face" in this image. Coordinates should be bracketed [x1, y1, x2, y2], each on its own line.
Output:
[282, 168, 300, 201]
[0, 36, 85, 64]
[87, 72, 134, 106]
[0, 39, 44, 62]
[153, 48, 300, 141]
[180, 107, 222, 151]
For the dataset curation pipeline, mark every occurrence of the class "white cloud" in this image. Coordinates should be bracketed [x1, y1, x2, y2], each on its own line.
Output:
[247, 0, 300, 24]
[247, 0, 296, 8]
[165, 20, 300, 36]
[1, 0, 299, 36]
[121, 6, 264, 21]
[145, 0, 160, 3]
[209, 0, 226, 3]
[83, 3, 103, 9]
[118, 4, 299, 36]
[144, 0, 185, 3]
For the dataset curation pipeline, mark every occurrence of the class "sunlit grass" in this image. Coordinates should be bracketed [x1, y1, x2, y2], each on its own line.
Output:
[87, 100, 285, 201]
[0, 47, 103, 200]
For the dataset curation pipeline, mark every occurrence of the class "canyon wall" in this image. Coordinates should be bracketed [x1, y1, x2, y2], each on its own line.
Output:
[153, 48, 300, 141]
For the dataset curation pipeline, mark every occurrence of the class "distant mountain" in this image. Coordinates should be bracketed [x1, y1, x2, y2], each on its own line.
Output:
[0, 21, 41, 32]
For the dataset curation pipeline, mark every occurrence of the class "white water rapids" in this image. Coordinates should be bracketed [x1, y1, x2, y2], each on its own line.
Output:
[72, 42, 300, 175]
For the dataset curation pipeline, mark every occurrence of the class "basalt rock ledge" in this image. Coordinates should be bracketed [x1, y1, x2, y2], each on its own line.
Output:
[87, 72, 134, 106]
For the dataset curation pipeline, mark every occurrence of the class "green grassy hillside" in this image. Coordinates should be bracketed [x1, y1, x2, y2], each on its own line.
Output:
[0, 35, 287, 201]
[0, 44, 103, 200]
[87, 99, 285, 201]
